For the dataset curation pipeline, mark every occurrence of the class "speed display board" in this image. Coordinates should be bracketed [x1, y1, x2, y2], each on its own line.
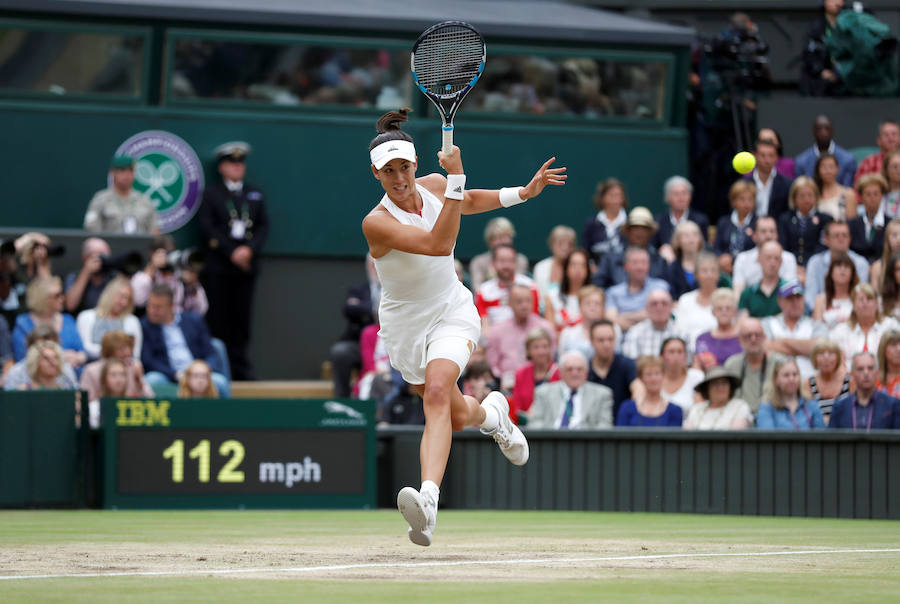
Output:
[101, 398, 376, 509]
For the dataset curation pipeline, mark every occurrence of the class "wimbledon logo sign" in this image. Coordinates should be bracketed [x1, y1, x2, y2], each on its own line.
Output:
[110, 130, 205, 233]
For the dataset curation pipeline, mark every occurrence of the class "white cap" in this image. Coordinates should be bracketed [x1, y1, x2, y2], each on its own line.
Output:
[370, 139, 416, 169]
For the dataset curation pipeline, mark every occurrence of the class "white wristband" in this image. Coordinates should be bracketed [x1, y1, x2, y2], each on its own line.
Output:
[445, 174, 466, 200]
[499, 187, 525, 208]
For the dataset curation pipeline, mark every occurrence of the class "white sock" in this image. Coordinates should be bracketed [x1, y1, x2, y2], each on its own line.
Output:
[480, 401, 500, 431]
[421, 480, 440, 503]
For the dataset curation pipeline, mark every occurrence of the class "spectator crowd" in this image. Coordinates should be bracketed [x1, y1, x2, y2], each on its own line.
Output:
[0, 141, 273, 425]
[333, 115, 900, 432]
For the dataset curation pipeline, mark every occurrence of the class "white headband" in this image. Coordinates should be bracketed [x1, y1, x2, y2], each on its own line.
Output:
[370, 139, 416, 169]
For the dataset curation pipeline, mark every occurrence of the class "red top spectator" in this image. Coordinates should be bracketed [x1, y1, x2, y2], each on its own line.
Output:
[511, 327, 560, 421]
[474, 243, 539, 329]
[855, 120, 900, 186]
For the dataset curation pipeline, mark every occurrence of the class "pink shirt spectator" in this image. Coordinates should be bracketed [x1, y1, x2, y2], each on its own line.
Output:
[485, 313, 556, 390]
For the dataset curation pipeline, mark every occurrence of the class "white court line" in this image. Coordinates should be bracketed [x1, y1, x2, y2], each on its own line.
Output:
[1, 548, 899, 581]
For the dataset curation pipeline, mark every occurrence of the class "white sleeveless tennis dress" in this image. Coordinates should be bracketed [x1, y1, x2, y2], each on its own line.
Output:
[373, 184, 481, 384]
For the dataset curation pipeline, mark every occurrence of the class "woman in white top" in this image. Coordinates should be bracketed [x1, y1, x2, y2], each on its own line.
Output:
[684, 366, 753, 430]
[812, 252, 858, 329]
[660, 336, 703, 411]
[674, 252, 719, 340]
[361, 109, 565, 546]
[558, 285, 619, 360]
[532, 225, 576, 303]
[76, 277, 142, 361]
[544, 248, 590, 331]
[813, 153, 857, 221]
[831, 283, 899, 369]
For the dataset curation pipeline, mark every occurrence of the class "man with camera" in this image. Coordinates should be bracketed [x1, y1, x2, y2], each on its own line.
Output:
[64, 238, 113, 315]
[84, 155, 160, 235]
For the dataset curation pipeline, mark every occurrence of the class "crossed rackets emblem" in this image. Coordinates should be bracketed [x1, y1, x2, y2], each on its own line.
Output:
[135, 159, 179, 203]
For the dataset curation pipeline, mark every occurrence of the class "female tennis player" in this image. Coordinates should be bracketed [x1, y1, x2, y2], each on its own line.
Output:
[362, 109, 566, 546]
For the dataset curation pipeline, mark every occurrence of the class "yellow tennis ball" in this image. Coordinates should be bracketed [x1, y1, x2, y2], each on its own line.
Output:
[732, 151, 756, 175]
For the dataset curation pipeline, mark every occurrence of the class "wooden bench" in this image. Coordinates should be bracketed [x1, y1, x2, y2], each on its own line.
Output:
[229, 380, 334, 399]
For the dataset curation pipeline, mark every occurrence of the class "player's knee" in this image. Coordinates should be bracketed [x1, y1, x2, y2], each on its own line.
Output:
[422, 381, 451, 408]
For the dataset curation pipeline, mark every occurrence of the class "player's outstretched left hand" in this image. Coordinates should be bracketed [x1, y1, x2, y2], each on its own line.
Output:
[521, 157, 567, 200]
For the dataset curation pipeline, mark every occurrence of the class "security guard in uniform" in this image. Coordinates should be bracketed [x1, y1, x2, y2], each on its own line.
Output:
[198, 142, 269, 380]
[84, 155, 160, 234]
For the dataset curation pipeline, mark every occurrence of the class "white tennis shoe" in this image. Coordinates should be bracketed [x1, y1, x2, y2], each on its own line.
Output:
[397, 486, 437, 547]
[480, 391, 529, 466]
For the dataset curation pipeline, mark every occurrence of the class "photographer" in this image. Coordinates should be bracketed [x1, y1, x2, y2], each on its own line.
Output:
[14, 232, 58, 283]
[64, 238, 113, 315]
[704, 13, 771, 146]
[168, 248, 208, 317]
[131, 236, 207, 316]
[694, 13, 772, 221]
[132, 236, 177, 311]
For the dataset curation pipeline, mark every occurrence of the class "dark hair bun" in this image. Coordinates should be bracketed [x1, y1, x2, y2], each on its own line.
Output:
[376, 108, 412, 134]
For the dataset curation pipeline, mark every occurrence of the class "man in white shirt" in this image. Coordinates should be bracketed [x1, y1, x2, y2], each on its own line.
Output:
[804, 221, 870, 310]
[750, 139, 791, 219]
[732, 216, 798, 296]
[762, 280, 827, 380]
[529, 350, 613, 429]
[622, 289, 690, 360]
[474, 244, 539, 336]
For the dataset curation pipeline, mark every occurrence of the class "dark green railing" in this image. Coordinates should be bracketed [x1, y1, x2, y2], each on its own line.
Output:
[377, 427, 900, 519]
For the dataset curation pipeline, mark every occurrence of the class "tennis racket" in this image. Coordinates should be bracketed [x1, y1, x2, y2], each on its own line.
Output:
[411, 21, 486, 154]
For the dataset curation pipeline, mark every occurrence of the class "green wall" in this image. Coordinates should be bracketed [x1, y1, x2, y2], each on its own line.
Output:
[0, 100, 686, 260]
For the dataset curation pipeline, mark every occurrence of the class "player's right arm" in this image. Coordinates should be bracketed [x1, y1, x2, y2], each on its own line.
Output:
[362, 206, 460, 258]
[363, 146, 466, 258]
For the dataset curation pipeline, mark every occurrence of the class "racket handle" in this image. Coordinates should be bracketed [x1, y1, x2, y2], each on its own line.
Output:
[442, 125, 454, 155]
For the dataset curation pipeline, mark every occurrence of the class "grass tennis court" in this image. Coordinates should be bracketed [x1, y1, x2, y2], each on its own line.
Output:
[1, 510, 898, 603]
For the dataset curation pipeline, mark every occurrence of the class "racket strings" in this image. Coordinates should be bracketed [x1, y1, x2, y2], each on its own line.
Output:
[413, 27, 484, 96]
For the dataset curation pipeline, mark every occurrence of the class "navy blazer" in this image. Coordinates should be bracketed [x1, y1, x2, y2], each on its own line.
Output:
[777, 211, 832, 266]
[828, 391, 900, 430]
[140, 312, 218, 381]
[848, 215, 886, 264]
[663, 259, 703, 299]
[794, 144, 858, 187]
[713, 213, 757, 257]
[652, 209, 711, 249]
